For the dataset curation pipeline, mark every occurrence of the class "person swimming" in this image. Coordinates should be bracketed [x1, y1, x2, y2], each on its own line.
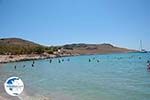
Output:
[14, 65, 16, 69]
[49, 59, 52, 63]
[97, 60, 100, 62]
[58, 59, 61, 63]
[23, 65, 26, 68]
[32, 64, 34, 67]
[32, 60, 35, 67]
[89, 59, 91, 62]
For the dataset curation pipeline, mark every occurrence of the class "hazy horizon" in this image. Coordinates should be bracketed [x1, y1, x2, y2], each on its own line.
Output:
[0, 0, 149, 50]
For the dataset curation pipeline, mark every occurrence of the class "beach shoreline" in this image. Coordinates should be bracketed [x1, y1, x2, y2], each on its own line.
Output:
[0, 51, 137, 64]
[0, 53, 76, 64]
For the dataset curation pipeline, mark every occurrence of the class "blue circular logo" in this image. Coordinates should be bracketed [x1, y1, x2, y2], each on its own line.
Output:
[4, 77, 24, 96]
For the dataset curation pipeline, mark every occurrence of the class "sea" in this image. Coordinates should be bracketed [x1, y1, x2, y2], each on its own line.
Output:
[0, 52, 150, 100]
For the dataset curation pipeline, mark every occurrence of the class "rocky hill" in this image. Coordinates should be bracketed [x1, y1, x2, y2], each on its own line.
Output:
[0, 38, 40, 46]
[61, 43, 136, 55]
[0, 38, 136, 55]
[0, 38, 55, 55]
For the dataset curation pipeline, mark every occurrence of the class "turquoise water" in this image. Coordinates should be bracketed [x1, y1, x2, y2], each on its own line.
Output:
[0, 53, 150, 100]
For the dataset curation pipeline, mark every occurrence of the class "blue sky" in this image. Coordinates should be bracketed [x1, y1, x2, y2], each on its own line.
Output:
[0, 0, 149, 50]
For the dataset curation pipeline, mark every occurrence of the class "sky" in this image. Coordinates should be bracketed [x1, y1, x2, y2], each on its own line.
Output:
[0, 0, 149, 50]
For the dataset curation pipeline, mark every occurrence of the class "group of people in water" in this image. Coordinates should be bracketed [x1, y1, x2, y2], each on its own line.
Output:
[13, 60, 35, 69]
[14, 58, 71, 69]
[50, 58, 70, 64]
[13, 56, 150, 72]
[89, 57, 100, 63]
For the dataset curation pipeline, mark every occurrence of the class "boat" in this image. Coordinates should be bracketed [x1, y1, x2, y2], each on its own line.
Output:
[139, 40, 148, 53]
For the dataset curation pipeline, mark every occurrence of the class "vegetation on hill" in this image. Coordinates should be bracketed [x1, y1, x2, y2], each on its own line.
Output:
[0, 38, 136, 55]
[0, 38, 59, 55]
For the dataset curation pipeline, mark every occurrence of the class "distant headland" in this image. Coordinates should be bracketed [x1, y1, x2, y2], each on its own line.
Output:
[0, 38, 137, 63]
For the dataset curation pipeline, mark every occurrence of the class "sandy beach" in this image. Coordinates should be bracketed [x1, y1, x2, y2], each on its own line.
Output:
[0, 54, 56, 63]
[0, 53, 76, 63]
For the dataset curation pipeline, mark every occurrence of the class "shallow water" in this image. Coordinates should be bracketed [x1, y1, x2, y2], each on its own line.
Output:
[0, 53, 150, 100]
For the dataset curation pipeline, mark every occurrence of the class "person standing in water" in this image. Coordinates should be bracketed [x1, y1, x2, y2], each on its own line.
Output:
[32, 64, 34, 67]
[32, 60, 35, 67]
[58, 59, 61, 63]
[49, 59, 52, 63]
[89, 59, 91, 62]
[14, 65, 16, 69]
[97, 60, 100, 62]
